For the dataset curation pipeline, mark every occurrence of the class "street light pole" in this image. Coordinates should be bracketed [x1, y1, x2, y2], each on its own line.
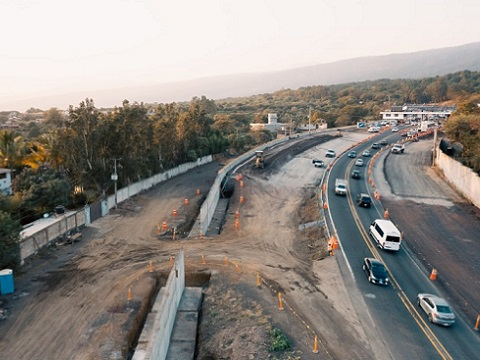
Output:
[111, 158, 121, 209]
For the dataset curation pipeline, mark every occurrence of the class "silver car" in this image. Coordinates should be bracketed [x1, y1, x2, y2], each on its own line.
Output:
[416, 293, 455, 326]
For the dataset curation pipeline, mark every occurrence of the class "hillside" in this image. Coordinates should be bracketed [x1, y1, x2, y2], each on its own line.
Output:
[4, 42, 480, 111]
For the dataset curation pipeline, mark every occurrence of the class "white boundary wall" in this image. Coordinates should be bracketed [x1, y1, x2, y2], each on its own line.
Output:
[132, 250, 185, 360]
[436, 150, 480, 208]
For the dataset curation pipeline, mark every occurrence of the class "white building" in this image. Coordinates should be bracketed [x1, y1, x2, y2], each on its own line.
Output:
[380, 104, 455, 122]
[0, 168, 13, 196]
[250, 113, 284, 132]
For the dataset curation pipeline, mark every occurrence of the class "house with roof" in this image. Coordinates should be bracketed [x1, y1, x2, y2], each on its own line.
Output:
[0, 168, 13, 196]
[380, 104, 455, 122]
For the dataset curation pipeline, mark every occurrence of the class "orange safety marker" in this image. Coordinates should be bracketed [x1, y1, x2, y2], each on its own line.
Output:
[199, 230, 203, 239]
[232, 261, 241, 272]
[278, 292, 284, 311]
[184, 198, 189, 205]
[157, 224, 161, 235]
[474, 315, 480, 331]
[149, 260, 153, 273]
[196, 188, 200, 195]
[256, 272, 261, 287]
[201, 255, 206, 264]
[323, 202, 328, 210]
[235, 219, 240, 231]
[127, 287, 132, 301]
[169, 256, 173, 268]
[239, 180, 244, 188]
[383, 209, 389, 219]
[430, 268, 438, 281]
[162, 221, 167, 231]
[239, 196, 244, 204]
[313, 335, 319, 354]
[173, 209, 177, 217]
[235, 210, 240, 219]
[322, 183, 327, 193]
[224, 256, 229, 266]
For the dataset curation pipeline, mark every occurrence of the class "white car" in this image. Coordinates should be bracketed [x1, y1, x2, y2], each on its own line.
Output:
[355, 158, 364, 167]
[325, 149, 336, 158]
[416, 293, 455, 326]
[391, 127, 399, 132]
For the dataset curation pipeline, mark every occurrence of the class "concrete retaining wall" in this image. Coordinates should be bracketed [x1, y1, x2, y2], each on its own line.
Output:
[133, 250, 185, 360]
[436, 149, 480, 208]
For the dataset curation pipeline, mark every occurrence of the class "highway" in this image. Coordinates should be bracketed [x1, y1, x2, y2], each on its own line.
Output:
[326, 130, 480, 360]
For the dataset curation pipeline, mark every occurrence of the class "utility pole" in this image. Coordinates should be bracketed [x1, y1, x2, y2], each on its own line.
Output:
[308, 107, 312, 135]
[111, 158, 121, 209]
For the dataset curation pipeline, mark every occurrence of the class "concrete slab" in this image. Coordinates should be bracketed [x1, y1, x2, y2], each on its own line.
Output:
[170, 312, 198, 341]
[206, 198, 229, 236]
[178, 287, 203, 312]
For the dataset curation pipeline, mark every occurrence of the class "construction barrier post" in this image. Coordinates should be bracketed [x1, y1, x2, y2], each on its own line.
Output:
[199, 230, 203, 239]
[235, 220, 240, 231]
[313, 335, 319, 354]
[323, 202, 328, 210]
[278, 292, 284, 311]
[201, 255, 206, 264]
[173, 209, 177, 217]
[184, 198, 189, 206]
[256, 272, 261, 287]
[196, 188, 200, 196]
[172, 227, 176, 240]
[157, 224, 161, 235]
[170, 256, 173, 268]
[149, 260, 153, 273]
[474, 315, 480, 331]
[430, 268, 438, 281]
[224, 256, 229, 266]
[127, 287, 132, 301]
[239, 196, 244, 204]
[162, 221, 167, 231]
[383, 209, 389, 219]
[240, 180, 244, 188]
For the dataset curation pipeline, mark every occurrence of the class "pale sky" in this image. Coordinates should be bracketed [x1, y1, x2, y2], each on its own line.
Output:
[1, 0, 479, 110]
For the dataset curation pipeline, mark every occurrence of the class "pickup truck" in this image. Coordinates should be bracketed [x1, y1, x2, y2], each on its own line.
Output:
[391, 144, 405, 154]
[335, 179, 348, 196]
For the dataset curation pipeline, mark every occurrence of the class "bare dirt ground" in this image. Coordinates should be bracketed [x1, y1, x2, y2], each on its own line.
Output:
[374, 138, 480, 324]
[0, 132, 374, 360]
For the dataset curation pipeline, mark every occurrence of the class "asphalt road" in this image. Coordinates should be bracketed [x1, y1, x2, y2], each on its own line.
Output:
[326, 129, 480, 360]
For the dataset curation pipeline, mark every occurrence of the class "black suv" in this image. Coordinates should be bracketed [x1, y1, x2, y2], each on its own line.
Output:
[356, 193, 371, 207]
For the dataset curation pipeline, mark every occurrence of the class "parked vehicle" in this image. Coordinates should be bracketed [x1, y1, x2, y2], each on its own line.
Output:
[391, 144, 405, 154]
[357, 193, 371, 207]
[335, 179, 347, 196]
[417, 294, 455, 326]
[363, 258, 389, 285]
[326, 149, 336, 157]
[312, 159, 324, 168]
[369, 219, 401, 251]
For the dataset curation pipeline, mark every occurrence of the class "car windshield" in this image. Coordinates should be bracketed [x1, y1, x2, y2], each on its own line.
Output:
[361, 197, 371, 203]
[436, 305, 452, 314]
[371, 265, 387, 277]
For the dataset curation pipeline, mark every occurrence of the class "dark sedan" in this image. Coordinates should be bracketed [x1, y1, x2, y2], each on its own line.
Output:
[363, 258, 389, 285]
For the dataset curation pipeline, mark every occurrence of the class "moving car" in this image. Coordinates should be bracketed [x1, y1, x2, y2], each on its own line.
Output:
[355, 158, 364, 167]
[416, 294, 455, 326]
[380, 140, 388, 146]
[362, 258, 389, 285]
[391, 127, 399, 132]
[369, 219, 401, 251]
[371, 143, 380, 149]
[356, 193, 371, 207]
[326, 149, 336, 158]
[348, 150, 356, 158]
[312, 159, 324, 168]
[362, 150, 371, 157]
[335, 178, 348, 196]
[351, 169, 361, 179]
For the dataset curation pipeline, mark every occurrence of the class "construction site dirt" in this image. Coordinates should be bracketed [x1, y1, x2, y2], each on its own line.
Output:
[0, 132, 478, 360]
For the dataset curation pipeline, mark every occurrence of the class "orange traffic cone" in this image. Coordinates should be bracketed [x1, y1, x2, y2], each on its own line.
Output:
[430, 268, 438, 281]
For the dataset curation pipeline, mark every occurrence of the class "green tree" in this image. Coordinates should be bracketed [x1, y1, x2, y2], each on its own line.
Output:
[43, 108, 65, 128]
[0, 211, 21, 270]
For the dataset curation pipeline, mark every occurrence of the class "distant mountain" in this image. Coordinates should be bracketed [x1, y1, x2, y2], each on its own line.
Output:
[7, 42, 480, 110]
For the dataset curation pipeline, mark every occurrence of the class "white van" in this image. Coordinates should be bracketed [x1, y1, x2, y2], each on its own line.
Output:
[369, 219, 401, 251]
